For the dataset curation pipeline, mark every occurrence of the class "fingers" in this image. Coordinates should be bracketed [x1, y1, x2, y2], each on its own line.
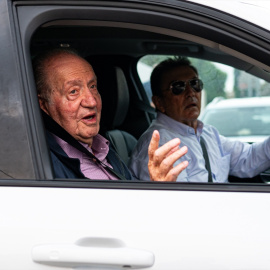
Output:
[152, 160, 188, 182]
[148, 130, 160, 160]
[149, 131, 181, 166]
[163, 160, 189, 182]
[154, 146, 188, 182]
[159, 146, 188, 173]
[166, 145, 181, 157]
[148, 130, 188, 182]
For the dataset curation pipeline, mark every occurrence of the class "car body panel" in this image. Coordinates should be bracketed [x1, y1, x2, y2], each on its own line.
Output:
[0, 0, 36, 179]
[2, 185, 270, 269]
[1, 0, 270, 269]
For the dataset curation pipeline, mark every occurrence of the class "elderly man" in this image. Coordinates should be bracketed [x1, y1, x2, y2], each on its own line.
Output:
[33, 49, 188, 181]
[129, 57, 270, 182]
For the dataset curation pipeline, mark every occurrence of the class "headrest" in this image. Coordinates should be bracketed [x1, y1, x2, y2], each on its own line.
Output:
[86, 57, 130, 132]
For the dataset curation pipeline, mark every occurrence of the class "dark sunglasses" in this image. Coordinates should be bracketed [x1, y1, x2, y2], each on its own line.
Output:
[169, 79, 203, 95]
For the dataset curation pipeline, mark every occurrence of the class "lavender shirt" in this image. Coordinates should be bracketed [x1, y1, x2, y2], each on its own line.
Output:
[53, 133, 118, 180]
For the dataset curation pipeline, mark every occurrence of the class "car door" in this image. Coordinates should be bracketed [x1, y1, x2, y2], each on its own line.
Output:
[1, 0, 270, 269]
[2, 183, 270, 270]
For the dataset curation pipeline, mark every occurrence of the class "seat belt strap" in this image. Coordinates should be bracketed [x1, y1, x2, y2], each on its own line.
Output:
[41, 110, 127, 180]
[106, 130, 129, 165]
[200, 136, 213, 183]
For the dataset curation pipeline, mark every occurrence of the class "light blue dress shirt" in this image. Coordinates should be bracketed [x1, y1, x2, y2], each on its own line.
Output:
[129, 112, 270, 182]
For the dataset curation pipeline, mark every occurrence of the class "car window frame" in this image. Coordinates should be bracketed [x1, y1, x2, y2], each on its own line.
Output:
[9, 0, 270, 192]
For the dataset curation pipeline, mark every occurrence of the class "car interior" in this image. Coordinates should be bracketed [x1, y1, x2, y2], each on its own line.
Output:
[30, 19, 270, 183]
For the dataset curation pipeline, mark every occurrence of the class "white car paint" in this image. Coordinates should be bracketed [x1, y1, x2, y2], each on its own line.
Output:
[2, 186, 270, 269]
[188, 0, 270, 30]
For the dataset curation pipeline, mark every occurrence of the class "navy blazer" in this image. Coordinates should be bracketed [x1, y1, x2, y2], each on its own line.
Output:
[46, 131, 133, 180]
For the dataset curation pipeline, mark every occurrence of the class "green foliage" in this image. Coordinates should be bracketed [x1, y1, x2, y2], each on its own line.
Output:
[190, 58, 227, 104]
[140, 55, 173, 67]
[140, 55, 227, 104]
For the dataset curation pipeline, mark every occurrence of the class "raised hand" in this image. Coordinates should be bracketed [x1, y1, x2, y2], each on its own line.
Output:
[148, 130, 188, 182]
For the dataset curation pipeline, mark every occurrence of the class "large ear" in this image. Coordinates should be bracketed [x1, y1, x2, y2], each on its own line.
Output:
[38, 95, 49, 114]
[152, 95, 165, 113]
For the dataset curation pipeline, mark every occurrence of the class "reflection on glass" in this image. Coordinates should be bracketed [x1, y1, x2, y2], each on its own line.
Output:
[202, 106, 270, 137]
[199, 96, 270, 143]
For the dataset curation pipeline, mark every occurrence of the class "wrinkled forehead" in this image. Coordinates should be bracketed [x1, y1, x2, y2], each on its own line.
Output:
[50, 54, 93, 72]
[46, 54, 96, 83]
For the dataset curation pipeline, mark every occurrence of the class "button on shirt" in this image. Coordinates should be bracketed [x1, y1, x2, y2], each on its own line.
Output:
[53, 133, 118, 180]
[129, 112, 270, 182]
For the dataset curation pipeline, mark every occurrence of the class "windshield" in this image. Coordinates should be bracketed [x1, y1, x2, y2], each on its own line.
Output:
[202, 107, 270, 137]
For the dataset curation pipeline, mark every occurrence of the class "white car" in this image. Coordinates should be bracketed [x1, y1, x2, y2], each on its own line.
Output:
[200, 96, 270, 143]
[1, 0, 270, 269]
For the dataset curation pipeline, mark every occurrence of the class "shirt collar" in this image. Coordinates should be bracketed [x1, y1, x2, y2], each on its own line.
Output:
[157, 112, 204, 137]
[52, 133, 110, 162]
[80, 134, 110, 161]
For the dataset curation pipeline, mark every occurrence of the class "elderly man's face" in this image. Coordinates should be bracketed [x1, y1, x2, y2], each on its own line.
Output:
[39, 54, 102, 147]
[154, 66, 201, 129]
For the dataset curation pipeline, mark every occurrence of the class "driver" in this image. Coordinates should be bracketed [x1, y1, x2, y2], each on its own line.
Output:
[129, 57, 270, 182]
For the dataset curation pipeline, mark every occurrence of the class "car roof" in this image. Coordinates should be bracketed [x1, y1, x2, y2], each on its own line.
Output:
[204, 96, 270, 109]
[187, 0, 270, 31]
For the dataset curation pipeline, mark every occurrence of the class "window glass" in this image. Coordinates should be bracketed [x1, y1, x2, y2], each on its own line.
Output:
[137, 55, 270, 143]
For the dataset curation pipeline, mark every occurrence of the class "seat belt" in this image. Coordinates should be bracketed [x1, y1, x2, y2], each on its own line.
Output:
[41, 110, 127, 180]
[134, 99, 156, 115]
[200, 136, 213, 183]
[106, 130, 129, 165]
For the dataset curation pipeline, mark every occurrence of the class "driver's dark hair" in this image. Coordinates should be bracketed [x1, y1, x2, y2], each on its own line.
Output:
[150, 56, 198, 97]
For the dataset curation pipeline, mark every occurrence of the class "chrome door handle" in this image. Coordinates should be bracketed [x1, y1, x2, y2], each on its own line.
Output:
[32, 237, 155, 269]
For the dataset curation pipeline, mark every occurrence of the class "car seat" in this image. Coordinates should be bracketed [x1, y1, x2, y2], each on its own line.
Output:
[104, 66, 137, 165]
[88, 59, 137, 165]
